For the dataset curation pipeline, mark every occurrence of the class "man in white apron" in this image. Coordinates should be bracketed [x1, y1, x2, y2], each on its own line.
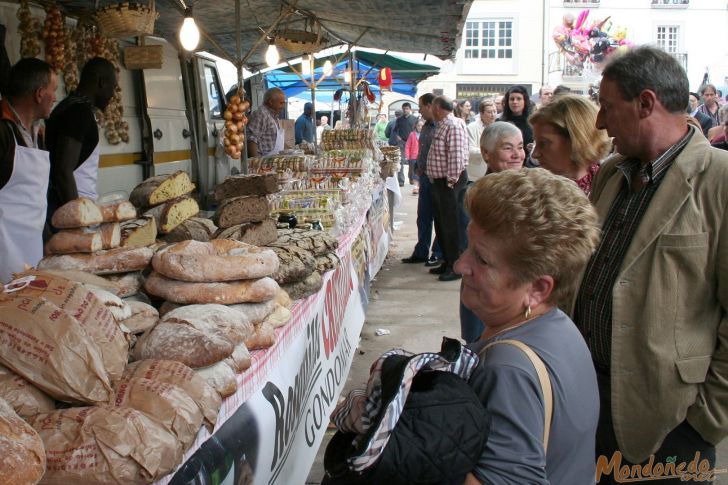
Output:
[246, 87, 286, 157]
[46, 57, 117, 216]
[0, 58, 57, 283]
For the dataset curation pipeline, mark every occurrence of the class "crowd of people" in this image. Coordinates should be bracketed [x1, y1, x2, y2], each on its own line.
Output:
[383, 45, 728, 484]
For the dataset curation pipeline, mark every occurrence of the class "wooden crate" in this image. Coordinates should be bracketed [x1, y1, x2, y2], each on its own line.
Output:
[124, 45, 163, 69]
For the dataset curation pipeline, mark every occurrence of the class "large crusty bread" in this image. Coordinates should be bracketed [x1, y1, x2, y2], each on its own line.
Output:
[194, 361, 237, 398]
[213, 173, 279, 202]
[119, 301, 159, 334]
[120, 217, 157, 248]
[268, 245, 317, 285]
[51, 197, 103, 229]
[130, 170, 195, 208]
[269, 227, 339, 256]
[152, 239, 279, 282]
[281, 270, 323, 300]
[133, 322, 233, 368]
[100, 271, 143, 297]
[214, 218, 278, 246]
[99, 222, 121, 249]
[213, 195, 270, 229]
[224, 343, 251, 373]
[144, 271, 280, 304]
[245, 321, 276, 350]
[99, 200, 137, 223]
[0, 398, 45, 485]
[144, 196, 200, 234]
[161, 304, 254, 345]
[45, 228, 103, 254]
[163, 217, 217, 243]
[38, 245, 155, 275]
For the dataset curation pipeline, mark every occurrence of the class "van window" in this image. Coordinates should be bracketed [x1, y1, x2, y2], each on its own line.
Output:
[204, 65, 224, 119]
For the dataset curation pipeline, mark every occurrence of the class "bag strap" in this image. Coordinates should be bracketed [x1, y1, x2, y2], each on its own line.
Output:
[480, 339, 553, 452]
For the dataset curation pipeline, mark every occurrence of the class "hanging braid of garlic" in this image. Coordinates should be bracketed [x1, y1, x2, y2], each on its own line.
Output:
[17, 0, 41, 58]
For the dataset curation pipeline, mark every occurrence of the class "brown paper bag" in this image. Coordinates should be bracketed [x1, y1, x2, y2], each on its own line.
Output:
[112, 377, 203, 448]
[0, 364, 55, 419]
[123, 359, 221, 430]
[2, 273, 129, 382]
[0, 296, 112, 404]
[31, 406, 183, 485]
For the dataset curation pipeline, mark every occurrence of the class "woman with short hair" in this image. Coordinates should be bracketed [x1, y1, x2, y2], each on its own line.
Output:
[458, 168, 601, 484]
[529, 94, 611, 195]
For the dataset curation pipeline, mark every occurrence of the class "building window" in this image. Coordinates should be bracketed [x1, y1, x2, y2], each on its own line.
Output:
[651, 0, 689, 8]
[656, 25, 679, 53]
[563, 0, 601, 6]
[464, 20, 513, 60]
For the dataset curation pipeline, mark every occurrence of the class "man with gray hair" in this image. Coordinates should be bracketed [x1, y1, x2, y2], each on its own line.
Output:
[426, 95, 468, 281]
[0, 58, 57, 282]
[571, 46, 728, 484]
[246, 87, 286, 157]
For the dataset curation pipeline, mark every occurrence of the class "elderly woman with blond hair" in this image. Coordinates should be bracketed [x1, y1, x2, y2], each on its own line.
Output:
[458, 168, 601, 484]
[529, 94, 611, 195]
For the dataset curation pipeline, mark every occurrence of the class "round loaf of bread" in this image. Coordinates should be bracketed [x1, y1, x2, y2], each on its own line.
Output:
[144, 271, 280, 304]
[38, 246, 155, 275]
[0, 398, 45, 485]
[152, 239, 279, 282]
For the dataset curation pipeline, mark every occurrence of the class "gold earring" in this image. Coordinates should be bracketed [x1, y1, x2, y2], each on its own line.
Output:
[524, 305, 532, 320]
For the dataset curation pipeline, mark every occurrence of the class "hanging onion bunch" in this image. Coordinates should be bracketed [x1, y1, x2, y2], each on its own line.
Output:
[42, 5, 66, 73]
[103, 90, 129, 145]
[223, 94, 250, 159]
[17, 0, 41, 58]
[62, 24, 78, 92]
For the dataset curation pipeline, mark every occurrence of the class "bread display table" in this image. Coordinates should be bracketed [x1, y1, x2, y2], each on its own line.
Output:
[156, 184, 390, 485]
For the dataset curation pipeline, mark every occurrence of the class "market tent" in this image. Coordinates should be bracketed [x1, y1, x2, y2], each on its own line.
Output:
[58, 1, 473, 70]
[265, 50, 440, 100]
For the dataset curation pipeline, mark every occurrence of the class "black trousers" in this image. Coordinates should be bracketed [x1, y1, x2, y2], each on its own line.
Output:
[595, 371, 717, 484]
[431, 171, 467, 269]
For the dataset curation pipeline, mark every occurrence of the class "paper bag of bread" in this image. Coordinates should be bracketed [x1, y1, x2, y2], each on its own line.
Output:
[0, 397, 46, 485]
[0, 364, 55, 419]
[123, 359, 221, 429]
[2, 273, 129, 382]
[30, 406, 182, 485]
[0, 296, 112, 404]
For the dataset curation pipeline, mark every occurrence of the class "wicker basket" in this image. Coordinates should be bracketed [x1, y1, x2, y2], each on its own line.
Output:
[96, 1, 159, 39]
[124, 44, 163, 69]
[275, 29, 326, 54]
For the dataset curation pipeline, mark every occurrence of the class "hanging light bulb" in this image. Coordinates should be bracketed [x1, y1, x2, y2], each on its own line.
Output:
[323, 59, 333, 76]
[265, 38, 280, 67]
[301, 54, 311, 76]
[179, 7, 200, 51]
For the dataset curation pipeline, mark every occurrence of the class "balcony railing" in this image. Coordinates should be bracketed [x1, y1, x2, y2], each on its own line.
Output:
[651, 0, 689, 8]
[564, 0, 600, 6]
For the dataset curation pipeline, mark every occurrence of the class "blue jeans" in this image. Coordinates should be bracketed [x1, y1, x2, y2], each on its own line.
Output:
[457, 181, 473, 254]
[407, 160, 419, 184]
[413, 176, 442, 260]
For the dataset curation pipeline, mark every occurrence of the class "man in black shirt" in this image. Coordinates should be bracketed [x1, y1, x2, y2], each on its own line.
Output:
[46, 57, 118, 215]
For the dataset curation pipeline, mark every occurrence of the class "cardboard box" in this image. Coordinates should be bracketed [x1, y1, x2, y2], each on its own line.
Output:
[280, 119, 295, 149]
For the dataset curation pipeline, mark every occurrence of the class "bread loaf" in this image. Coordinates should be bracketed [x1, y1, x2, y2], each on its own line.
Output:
[213, 195, 270, 228]
[0, 398, 45, 485]
[112, 376, 203, 448]
[101, 271, 143, 297]
[158, 300, 181, 316]
[214, 218, 278, 246]
[0, 365, 54, 419]
[99, 199, 137, 223]
[194, 361, 237, 398]
[224, 343, 251, 373]
[38, 245, 155, 275]
[269, 245, 317, 284]
[45, 227, 102, 254]
[85, 286, 133, 321]
[214, 173, 279, 202]
[100, 222, 121, 249]
[120, 216, 158, 248]
[152, 239, 279, 282]
[123, 359, 221, 429]
[263, 304, 292, 329]
[51, 197, 103, 229]
[228, 298, 278, 325]
[130, 170, 195, 208]
[161, 304, 254, 345]
[133, 322, 234, 368]
[30, 406, 182, 484]
[144, 196, 200, 234]
[11, 268, 120, 294]
[0, 296, 112, 404]
[163, 217, 217, 243]
[269, 228, 339, 256]
[145, 271, 280, 304]
[316, 252, 341, 273]
[3, 273, 128, 384]
[245, 321, 276, 350]
[119, 301, 159, 334]
[276, 288, 293, 309]
[281, 271, 323, 300]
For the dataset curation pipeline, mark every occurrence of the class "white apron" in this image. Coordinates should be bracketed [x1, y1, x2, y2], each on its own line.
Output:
[261, 125, 285, 156]
[0, 132, 50, 283]
[73, 142, 100, 200]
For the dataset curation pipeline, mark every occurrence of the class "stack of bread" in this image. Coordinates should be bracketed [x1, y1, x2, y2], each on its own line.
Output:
[0, 271, 223, 484]
[266, 228, 340, 300]
[212, 173, 279, 246]
[130, 170, 200, 236]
